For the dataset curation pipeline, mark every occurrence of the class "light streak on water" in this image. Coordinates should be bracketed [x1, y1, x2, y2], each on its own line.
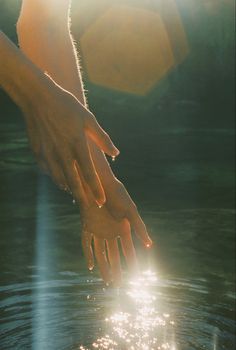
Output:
[32, 176, 57, 350]
[80, 270, 177, 350]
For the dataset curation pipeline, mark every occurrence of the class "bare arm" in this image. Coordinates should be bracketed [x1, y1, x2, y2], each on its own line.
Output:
[17, 1, 152, 284]
[0, 30, 118, 206]
[17, 0, 116, 184]
[0, 31, 50, 112]
[17, 0, 86, 105]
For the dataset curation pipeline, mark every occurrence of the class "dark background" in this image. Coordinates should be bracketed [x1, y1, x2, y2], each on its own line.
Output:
[0, 0, 235, 210]
[0, 1, 235, 349]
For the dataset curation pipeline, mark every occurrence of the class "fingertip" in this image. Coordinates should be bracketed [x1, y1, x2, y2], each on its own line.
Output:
[95, 187, 106, 207]
[113, 147, 120, 157]
[102, 135, 120, 157]
[91, 178, 106, 207]
[96, 196, 106, 208]
[145, 237, 153, 248]
[88, 263, 94, 271]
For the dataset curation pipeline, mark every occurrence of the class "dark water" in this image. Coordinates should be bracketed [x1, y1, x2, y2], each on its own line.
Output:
[0, 0, 235, 349]
[0, 118, 235, 349]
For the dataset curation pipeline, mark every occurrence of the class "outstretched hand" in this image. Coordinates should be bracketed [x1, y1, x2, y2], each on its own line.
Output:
[81, 178, 152, 286]
[105, 178, 152, 248]
[25, 78, 119, 206]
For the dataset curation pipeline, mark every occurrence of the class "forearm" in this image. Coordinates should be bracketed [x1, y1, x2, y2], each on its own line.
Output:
[0, 31, 49, 114]
[17, 1, 115, 185]
[17, 0, 86, 105]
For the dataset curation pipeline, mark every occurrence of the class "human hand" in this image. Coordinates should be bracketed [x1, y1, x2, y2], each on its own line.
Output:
[81, 202, 139, 286]
[104, 178, 152, 247]
[24, 78, 119, 206]
[81, 178, 152, 286]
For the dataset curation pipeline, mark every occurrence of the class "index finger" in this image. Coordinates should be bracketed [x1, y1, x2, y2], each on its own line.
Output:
[106, 239, 122, 286]
[61, 157, 84, 203]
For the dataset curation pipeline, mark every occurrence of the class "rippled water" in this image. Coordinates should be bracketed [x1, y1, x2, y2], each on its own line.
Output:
[0, 1, 235, 343]
[0, 151, 235, 349]
[0, 265, 235, 349]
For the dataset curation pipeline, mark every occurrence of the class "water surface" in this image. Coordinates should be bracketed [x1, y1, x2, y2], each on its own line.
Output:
[0, 119, 235, 350]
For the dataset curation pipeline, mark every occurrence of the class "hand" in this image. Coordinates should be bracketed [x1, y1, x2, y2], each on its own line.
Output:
[24, 78, 119, 206]
[81, 178, 152, 286]
[105, 178, 152, 248]
[81, 203, 137, 286]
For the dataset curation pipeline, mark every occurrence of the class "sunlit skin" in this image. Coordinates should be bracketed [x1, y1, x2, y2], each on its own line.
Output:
[80, 176, 151, 285]
[0, 0, 152, 285]
[0, 32, 118, 207]
[22, 81, 119, 207]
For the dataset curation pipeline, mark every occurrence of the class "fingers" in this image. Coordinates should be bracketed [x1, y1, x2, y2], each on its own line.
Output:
[74, 161, 89, 207]
[74, 134, 105, 206]
[126, 205, 152, 248]
[120, 223, 138, 273]
[94, 237, 111, 284]
[106, 239, 122, 286]
[85, 113, 119, 157]
[62, 158, 85, 203]
[82, 231, 94, 270]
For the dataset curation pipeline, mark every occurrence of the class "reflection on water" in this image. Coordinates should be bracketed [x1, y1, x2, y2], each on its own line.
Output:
[80, 271, 175, 350]
[0, 261, 235, 349]
[0, 143, 235, 349]
[0, 0, 235, 347]
[0, 134, 235, 349]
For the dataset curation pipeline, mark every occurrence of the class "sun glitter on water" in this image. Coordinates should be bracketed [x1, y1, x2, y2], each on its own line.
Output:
[79, 270, 176, 350]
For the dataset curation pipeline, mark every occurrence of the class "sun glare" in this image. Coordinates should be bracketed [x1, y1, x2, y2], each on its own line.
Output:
[79, 270, 176, 349]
